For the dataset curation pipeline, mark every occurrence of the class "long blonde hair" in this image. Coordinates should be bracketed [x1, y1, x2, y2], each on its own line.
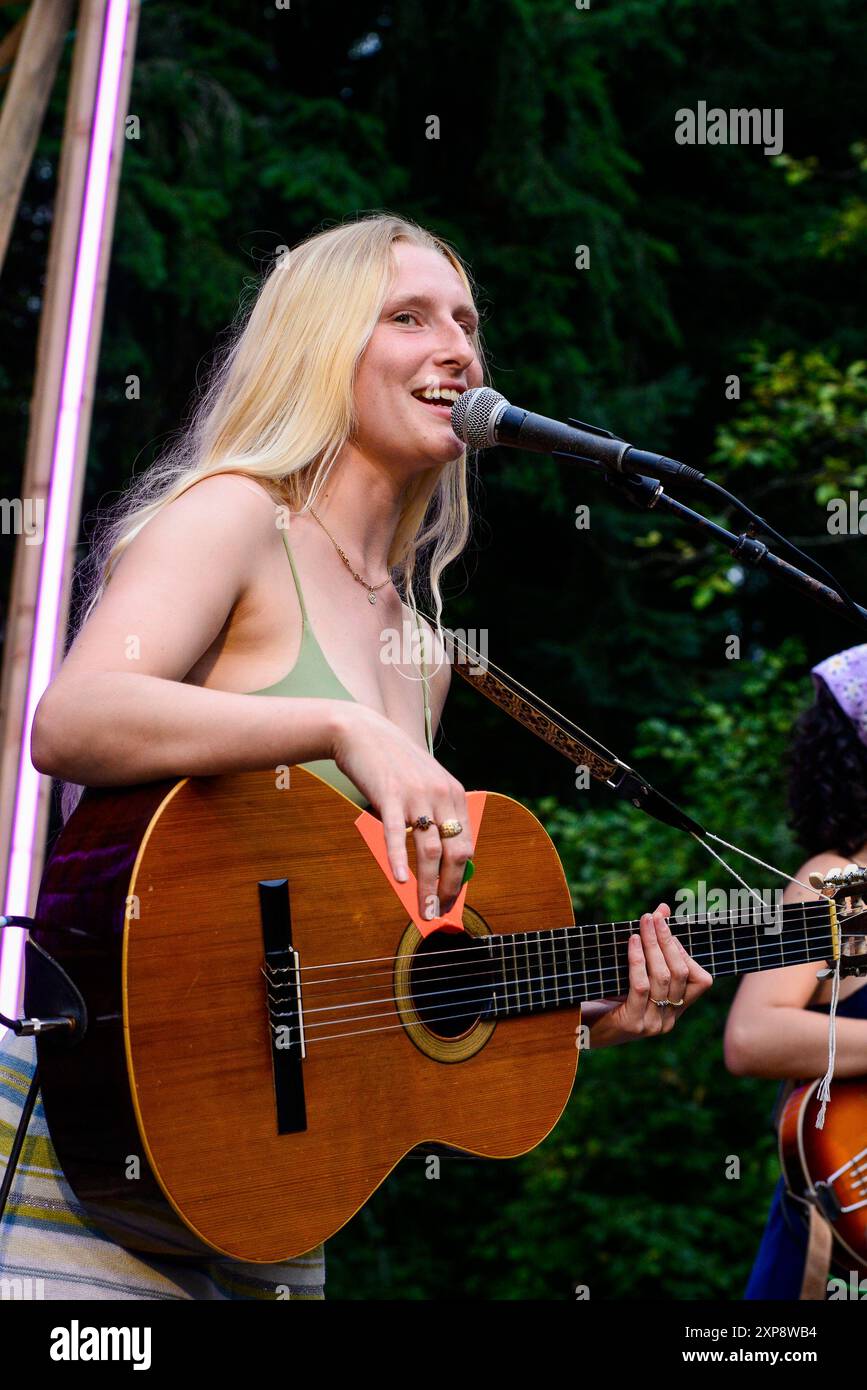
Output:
[59, 212, 489, 822]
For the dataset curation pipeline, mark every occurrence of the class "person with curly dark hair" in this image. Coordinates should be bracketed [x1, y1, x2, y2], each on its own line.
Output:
[724, 643, 867, 1299]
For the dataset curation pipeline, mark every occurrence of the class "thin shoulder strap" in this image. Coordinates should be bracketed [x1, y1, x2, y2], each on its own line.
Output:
[413, 606, 434, 755]
[278, 528, 310, 629]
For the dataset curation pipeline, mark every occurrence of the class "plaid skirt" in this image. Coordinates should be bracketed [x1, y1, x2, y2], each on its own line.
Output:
[0, 1028, 325, 1300]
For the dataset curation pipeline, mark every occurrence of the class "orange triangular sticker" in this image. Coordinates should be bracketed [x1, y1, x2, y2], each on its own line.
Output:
[354, 793, 487, 937]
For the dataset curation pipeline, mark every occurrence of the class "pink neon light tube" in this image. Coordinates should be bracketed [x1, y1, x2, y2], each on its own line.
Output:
[1, 0, 132, 1029]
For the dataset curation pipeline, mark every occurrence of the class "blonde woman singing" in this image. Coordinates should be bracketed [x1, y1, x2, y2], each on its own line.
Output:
[1, 213, 711, 1299]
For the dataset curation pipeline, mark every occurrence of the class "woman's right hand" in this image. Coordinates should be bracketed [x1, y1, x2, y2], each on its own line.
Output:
[330, 703, 472, 922]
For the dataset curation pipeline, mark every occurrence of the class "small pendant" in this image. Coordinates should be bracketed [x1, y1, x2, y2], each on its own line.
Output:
[368, 591, 377, 605]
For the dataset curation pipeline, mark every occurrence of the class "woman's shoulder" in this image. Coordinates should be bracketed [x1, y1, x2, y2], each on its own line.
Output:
[791, 846, 866, 887]
[179, 471, 285, 516]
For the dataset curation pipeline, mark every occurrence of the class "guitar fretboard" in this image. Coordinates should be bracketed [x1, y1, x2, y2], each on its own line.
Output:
[478, 901, 837, 1019]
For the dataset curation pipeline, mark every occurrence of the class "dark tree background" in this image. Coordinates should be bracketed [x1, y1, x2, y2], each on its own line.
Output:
[2, 0, 865, 1298]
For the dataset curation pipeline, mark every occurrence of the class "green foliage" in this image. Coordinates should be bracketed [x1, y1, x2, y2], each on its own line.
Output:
[713, 347, 867, 499]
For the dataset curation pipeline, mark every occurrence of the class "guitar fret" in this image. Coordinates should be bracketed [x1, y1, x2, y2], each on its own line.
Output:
[762, 896, 784, 970]
[524, 934, 534, 1012]
[499, 935, 508, 1015]
[514, 933, 525, 1014]
[803, 902, 808, 962]
[596, 922, 602, 997]
[487, 937, 498, 1017]
[564, 928, 575, 1004]
[570, 926, 588, 1001]
[550, 929, 560, 1006]
[537, 933, 546, 1010]
[600, 920, 619, 1002]
[681, 913, 711, 977]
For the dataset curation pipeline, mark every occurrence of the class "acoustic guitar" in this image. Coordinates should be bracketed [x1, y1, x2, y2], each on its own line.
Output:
[29, 766, 865, 1263]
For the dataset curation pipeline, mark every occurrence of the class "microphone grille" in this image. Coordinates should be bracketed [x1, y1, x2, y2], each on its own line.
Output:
[451, 387, 508, 450]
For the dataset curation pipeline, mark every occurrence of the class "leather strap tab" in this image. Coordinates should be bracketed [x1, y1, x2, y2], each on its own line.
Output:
[799, 1203, 834, 1300]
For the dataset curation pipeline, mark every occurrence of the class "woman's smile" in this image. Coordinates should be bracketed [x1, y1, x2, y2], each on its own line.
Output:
[410, 382, 466, 424]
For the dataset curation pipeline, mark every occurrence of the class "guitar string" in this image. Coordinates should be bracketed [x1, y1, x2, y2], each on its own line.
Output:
[292, 913, 835, 998]
[291, 927, 838, 1017]
[294, 926, 836, 1012]
[292, 934, 843, 1046]
[292, 901, 836, 979]
[270, 928, 838, 1032]
[297, 935, 840, 1040]
[289, 933, 838, 1027]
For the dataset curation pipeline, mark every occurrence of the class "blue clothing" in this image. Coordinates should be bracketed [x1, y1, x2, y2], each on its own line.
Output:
[744, 981, 867, 1299]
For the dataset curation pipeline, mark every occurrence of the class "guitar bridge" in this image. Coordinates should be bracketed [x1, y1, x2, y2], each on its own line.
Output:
[258, 878, 308, 1135]
[263, 950, 306, 1058]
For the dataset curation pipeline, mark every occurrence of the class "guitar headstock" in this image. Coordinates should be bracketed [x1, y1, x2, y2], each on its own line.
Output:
[808, 864, 867, 975]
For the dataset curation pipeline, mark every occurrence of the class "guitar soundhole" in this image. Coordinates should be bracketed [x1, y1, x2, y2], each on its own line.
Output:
[410, 930, 492, 1039]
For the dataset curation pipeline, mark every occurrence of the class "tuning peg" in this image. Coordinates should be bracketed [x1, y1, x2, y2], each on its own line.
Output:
[809, 865, 867, 895]
[808, 871, 837, 896]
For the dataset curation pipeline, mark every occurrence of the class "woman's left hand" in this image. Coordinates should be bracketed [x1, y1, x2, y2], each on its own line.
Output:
[584, 902, 713, 1048]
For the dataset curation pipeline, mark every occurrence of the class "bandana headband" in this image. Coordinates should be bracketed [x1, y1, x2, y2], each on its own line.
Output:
[811, 644, 867, 747]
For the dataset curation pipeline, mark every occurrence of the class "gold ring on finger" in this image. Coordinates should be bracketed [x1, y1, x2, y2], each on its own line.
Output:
[438, 819, 463, 839]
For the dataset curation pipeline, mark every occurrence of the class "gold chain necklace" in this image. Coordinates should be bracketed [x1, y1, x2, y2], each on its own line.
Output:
[308, 508, 392, 605]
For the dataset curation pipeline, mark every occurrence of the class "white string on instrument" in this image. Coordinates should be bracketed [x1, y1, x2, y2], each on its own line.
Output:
[293, 924, 839, 1014]
[295, 901, 835, 981]
[293, 933, 844, 1047]
[269, 927, 839, 1044]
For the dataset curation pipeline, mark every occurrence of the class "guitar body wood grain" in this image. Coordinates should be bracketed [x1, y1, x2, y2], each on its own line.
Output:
[32, 767, 579, 1263]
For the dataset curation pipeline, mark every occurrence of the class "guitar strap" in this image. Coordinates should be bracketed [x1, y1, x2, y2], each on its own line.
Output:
[440, 629, 705, 837]
[799, 1205, 833, 1299]
[774, 1079, 836, 1300]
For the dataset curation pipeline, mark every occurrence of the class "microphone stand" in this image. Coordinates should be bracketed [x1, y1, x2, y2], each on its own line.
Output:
[0, 923, 87, 1229]
[556, 451, 867, 635]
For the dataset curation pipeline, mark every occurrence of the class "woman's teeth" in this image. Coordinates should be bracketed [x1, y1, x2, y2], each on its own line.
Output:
[412, 388, 461, 403]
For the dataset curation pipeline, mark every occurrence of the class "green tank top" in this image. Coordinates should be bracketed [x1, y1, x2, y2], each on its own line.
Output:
[247, 530, 434, 808]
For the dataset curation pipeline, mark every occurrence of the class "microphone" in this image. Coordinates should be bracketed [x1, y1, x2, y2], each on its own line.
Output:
[451, 387, 705, 487]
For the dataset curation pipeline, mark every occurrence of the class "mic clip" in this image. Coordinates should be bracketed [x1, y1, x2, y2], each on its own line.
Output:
[602, 470, 664, 509]
[566, 417, 624, 441]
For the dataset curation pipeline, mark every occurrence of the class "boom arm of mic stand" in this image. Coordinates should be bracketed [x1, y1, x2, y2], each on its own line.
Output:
[600, 469, 867, 634]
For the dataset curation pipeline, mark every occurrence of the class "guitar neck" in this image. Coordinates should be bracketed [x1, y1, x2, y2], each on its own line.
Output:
[481, 900, 837, 1018]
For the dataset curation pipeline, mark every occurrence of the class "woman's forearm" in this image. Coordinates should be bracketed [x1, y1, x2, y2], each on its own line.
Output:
[726, 1007, 867, 1079]
[31, 671, 352, 786]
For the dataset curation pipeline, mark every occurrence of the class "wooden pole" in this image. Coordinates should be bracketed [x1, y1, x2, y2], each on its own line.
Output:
[0, 0, 75, 273]
[0, 0, 140, 1015]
